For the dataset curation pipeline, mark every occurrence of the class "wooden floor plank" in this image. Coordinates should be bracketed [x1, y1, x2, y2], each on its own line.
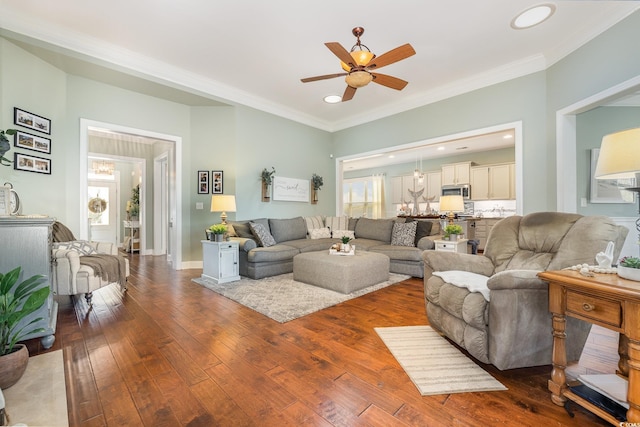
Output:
[26, 255, 613, 426]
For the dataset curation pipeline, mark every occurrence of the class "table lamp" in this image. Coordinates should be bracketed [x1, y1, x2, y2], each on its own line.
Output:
[595, 127, 640, 249]
[439, 195, 464, 224]
[211, 194, 236, 224]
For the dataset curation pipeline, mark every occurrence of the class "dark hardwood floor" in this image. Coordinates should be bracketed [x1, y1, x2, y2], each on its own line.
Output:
[26, 254, 612, 426]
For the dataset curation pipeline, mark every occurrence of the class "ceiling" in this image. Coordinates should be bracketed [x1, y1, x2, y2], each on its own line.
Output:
[1, 1, 638, 135]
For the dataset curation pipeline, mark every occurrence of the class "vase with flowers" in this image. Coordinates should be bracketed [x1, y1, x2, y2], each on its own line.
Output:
[311, 173, 323, 204]
[618, 256, 640, 282]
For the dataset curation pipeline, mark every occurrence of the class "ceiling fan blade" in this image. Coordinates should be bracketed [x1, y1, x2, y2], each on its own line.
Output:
[301, 73, 347, 83]
[371, 73, 409, 90]
[366, 43, 416, 69]
[342, 85, 357, 102]
[325, 42, 357, 68]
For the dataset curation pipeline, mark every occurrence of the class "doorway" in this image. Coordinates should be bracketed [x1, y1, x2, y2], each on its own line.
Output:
[79, 119, 184, 269]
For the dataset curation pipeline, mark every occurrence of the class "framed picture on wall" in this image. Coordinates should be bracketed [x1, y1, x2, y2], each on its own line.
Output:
[14, 152, 51, 174]
[197, 170, 209, 194]
[14, 130, 52, 154]
[590, 148, 635, 203]
[14, 107, 51, 135]
[211, 170, 223, 194]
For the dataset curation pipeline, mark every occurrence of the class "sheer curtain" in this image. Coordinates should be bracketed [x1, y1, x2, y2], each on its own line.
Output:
[370, 174, 385, 219]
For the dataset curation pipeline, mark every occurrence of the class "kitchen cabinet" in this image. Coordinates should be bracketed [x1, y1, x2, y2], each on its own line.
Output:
[426, 171, 441, 200]
[441, 162, 471, 185]
[391, 175, 420, 204]
[470, 163, 513, 200]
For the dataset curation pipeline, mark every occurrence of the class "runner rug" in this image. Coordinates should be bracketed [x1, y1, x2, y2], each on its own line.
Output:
[193, 272, 410, 323]
[375, 325, 507, 395]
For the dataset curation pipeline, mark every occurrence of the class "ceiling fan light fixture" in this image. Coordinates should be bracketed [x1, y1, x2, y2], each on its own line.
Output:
[340, 50, 375, 72]
[323, 95, 342, 104]
[345, 71, 373, 88]
[511, 4, 556, 29]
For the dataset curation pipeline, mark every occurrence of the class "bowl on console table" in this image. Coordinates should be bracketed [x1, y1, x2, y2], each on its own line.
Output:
[617, 265, 640, 282]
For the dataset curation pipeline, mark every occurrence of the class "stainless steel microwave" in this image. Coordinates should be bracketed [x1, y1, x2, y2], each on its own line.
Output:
[441, 184, 471, 200]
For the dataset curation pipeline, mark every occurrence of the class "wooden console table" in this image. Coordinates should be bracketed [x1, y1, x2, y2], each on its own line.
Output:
[539, 270, 640, 424]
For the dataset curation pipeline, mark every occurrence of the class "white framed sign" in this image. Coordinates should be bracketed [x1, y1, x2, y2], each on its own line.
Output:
[272, 176, 310, 202]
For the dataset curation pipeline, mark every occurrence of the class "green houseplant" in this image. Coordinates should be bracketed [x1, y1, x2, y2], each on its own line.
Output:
[0, 266, 50, 388]
[311, 173, 323, 203]
[208, 224, 227, 242]
[0, 129, 17, 166]
[444, 224, 463, 240]
[260, 167, 276, 201]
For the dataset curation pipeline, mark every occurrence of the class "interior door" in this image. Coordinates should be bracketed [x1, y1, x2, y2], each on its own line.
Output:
[88, 179, 118, 244]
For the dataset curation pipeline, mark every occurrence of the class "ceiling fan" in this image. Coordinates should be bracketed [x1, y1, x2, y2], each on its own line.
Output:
[301, 27, 416, 102]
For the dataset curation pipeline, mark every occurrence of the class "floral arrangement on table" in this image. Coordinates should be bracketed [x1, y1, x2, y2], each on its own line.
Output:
[311, 173, 323, 191]
[620, 256, 640, 269]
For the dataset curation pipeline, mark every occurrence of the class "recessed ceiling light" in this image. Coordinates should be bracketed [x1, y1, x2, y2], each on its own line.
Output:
[511, 3, 556, 30]
[388, 155, 395, 158]
[437, 147, 445, 151]
[324, 95, 342, 104]
[503, 134, 513, 139]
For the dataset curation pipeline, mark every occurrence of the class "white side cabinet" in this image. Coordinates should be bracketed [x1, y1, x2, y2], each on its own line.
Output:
[434, 238, 469, 254]
[202, 240, 240, 284]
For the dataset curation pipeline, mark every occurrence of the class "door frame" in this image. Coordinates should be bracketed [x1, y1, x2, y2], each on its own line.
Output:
[79, 118, 183, 269]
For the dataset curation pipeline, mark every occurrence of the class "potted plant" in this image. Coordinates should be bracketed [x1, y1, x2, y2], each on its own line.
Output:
[340, 235, 352, 253]
[209, 224, 228, 242]
[311, 173, 323, 204]
[0, 266, 49, 389]
[444, 224, 463, 241]
[618, 256, 640, 282]
[260, 167, 276, 201]
[0, 129, 17, 166]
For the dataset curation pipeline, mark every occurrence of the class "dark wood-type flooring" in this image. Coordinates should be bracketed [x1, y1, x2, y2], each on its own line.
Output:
[26, 254, 615, 426]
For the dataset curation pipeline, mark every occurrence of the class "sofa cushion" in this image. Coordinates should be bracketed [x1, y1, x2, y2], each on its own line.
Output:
[348, 217, 359, 231]
[369, 244, 423, 262]
[326, 216, 349, 232]
[354, 218, 394, 243]
[247, 244, 300, 263]
[249, 222, 277, 247]
[332, 229, 355, 240]
[309, 227, 331, 239]
[283, 238, 335, 253]
[269, 217, 307, 243]
[229, 218, 269, 239]
[391, 221, 417, 247]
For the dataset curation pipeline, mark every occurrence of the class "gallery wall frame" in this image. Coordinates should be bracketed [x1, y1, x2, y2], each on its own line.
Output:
[590, 148, 635, 203]
[197, 170, 209, 194]
[14, 107, 51, 135]
[212, 170, 223, 194]
[14, 152, 51, 174]
[14, 130, 51, 154]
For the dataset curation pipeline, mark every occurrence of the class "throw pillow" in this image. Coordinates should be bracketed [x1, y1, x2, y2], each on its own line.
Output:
[391, 221, 417, 247]
[326, 216, 349, 233]
[309, 227, 331, 239]
[269, 217, 307, 242]
[249, 222, 277, 247]
[304, 215, 325, 235]
[228, 221, 254, 239]
[412, 220, 434, 246]
[52, 240, 98, 255]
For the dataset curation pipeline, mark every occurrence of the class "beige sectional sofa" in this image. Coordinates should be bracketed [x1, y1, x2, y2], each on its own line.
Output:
[227, 216, 442, 279]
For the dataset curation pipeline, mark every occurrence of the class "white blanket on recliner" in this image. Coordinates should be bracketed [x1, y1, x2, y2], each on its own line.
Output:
[432, 271, 490, 301]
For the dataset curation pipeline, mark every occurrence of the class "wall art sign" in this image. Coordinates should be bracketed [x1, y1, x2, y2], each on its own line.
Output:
[14, 107, 51, 135]
[197, 170, 209, 194]
[14, 130, 51, 154]
[272, 176, 310, 202]
[14, 152, 51, 174]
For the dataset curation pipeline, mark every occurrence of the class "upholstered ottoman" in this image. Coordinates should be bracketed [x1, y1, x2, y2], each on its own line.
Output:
[293, 251, 390, 294]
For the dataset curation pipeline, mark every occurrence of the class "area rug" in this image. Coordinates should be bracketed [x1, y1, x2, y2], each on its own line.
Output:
[193, 272, 410, 323]
[375, 325, 507, 395]
[3, 349, 69, 426]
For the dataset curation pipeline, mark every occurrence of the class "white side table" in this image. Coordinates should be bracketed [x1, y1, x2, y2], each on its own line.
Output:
[434, 238, 469, 254]
[202, 240, 240, 284]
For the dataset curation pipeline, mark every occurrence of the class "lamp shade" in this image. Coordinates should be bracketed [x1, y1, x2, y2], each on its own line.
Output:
[594, 128, 640, 180]
[210, 195, 236, 213]
[439, 195, 464, 213]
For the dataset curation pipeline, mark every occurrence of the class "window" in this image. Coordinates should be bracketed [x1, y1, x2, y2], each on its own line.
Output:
[343, 176, 385, 218]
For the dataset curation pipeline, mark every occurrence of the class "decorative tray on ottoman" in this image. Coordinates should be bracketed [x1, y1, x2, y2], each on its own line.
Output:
[329, 248, 355, 256]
